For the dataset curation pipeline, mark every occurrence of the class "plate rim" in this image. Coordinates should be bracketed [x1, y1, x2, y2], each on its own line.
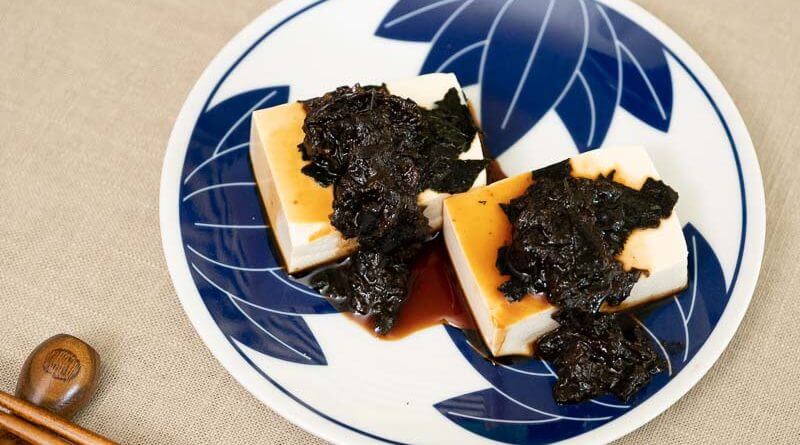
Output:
[159, 1, 767, 444]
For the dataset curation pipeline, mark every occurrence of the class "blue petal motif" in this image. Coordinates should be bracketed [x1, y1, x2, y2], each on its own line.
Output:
[180, 86, 332, 365]
[375, 1, 675, 154]
[374, 0, 467, 43]
[187, 249, 336, 316]
[436, 389, 600, 445]
[191, 263, 327, 365]
[443, 326, 623, 419]
[480, 0, 589, 157]
[183, 87, 290, 187]
[634, 224, 728, 380]
[556, 2, 619, 152]
[599, 4, 673, 132]
[419, 0, 509, 86]
[182, 180, 267, 232]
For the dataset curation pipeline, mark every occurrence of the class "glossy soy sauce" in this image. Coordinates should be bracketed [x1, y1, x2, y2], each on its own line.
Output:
[346, 236, 474, 339]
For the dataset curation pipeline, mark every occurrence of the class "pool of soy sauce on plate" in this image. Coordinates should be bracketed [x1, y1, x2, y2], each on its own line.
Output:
[279, 226, 479, 340]
[344, 236, 475, 339]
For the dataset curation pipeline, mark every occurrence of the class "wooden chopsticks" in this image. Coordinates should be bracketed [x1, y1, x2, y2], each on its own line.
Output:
[0, 411, 72, 445]
[0, 391, 117, 445]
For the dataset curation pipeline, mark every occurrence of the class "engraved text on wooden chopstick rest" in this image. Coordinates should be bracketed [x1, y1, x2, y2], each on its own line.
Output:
[42, 349, 81, 381]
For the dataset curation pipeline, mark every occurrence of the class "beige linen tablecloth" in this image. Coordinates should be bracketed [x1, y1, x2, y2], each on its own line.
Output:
[0, 0, 797, 443]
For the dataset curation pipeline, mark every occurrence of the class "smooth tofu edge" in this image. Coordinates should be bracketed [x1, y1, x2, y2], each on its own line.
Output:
[250, 113, 291, 269]
[250, 108, 358, 273]
[443, 207, 500, 352]
[444, 205, 558, 356]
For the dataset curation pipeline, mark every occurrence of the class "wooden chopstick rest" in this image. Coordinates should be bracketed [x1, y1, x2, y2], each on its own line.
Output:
[0, 335, 116, 445]
[17, 334, 100, 420]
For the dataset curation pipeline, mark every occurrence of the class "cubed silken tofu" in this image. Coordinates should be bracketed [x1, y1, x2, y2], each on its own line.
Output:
[442, 146, 688, 357]
[251, 73, 487, 273]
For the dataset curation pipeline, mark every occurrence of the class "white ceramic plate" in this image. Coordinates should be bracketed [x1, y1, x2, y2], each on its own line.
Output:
[160, 1, 765, 443]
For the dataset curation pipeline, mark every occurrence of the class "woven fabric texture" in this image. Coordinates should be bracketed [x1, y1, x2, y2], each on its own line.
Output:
[0, 1, 797, 443]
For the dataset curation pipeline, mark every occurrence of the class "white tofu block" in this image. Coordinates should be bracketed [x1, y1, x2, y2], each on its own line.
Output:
[250, 73, 486, 273]
[442, 146, 688, 356]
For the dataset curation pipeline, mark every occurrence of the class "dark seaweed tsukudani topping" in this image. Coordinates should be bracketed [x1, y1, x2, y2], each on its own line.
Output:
[299, 84, 487, 334]
[537, 310, 666, 403]
[497, 160, 678, 403]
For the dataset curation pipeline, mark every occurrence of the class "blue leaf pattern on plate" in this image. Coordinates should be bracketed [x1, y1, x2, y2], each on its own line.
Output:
[434, 223, 728, 443]
[180, 86, 333, 365]
[635, 223, 728, 374]
[479, 0, 588, 157]
[419, 0, 508, 86]
[187, 247, 336, 316]
[600, 4, 673, 131]
[436, 389, 603, 445]
[191, 262, 327, 365]
[375, 0, 674, 154]
[555, 2, 619, 152]
[443, 326, 625, 420]
[374, 0, 467, 43]
[182, 180, 266, 229]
